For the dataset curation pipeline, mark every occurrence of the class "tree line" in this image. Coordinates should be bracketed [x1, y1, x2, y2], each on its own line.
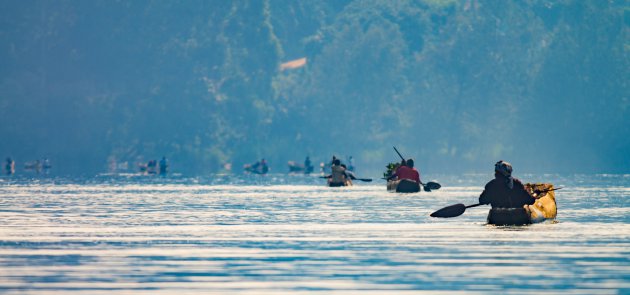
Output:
[0, 0, 627, 175]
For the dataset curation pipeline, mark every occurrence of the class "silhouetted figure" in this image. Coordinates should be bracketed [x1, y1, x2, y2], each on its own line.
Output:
[479, 160, 535, 209]
[159, 156, 169, 175]
[260, 159, 269, 174]
[347, 156, 355, 172]
[138, 162, 148, 174]
[5, 158, 15, 175]
[325, 158, 350, 186]
[304, 156, 313, 174]
[43, 158, 52, 172]
[246, 159, 269, 174]
[147, 160, 157, 174]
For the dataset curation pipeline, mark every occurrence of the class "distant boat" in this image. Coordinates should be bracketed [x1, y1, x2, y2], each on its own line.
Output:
[287, 161, 314, 174]
[244, 162, 269, 175]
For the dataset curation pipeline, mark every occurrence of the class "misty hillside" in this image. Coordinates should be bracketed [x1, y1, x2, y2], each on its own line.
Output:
[0, 0, 628, 175]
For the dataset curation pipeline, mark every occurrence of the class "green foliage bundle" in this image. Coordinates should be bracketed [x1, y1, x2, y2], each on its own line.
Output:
[384, 162, 401, 179]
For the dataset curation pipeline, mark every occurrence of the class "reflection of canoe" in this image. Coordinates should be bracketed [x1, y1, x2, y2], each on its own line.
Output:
[328, 179, 352, 187]
[387, 179, 420, 193]
[487, 183, 558, 225]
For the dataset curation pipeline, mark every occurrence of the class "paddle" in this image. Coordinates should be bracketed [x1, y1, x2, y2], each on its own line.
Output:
[430, 203, 483, 218]
[320, 176, 372, 182]
[392, 146, 440, 192]
[430, 187, 563, 218]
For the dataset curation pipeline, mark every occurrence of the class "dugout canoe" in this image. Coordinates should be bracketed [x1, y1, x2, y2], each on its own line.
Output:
[387, 179, 421, 193]
[328, 179, 352, 187]
[487, 183, 558, 225]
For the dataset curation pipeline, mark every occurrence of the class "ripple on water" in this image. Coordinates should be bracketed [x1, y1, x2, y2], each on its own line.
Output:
[0, 176, 628, 294]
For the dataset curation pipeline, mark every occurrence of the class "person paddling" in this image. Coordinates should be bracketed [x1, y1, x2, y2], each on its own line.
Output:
[429, 161, 551, 221]
[325, 159, 350, 186]
[251, 159, 269, 174]
[479, 160, 537, 224]
[387, 158, 421, 183]
[479, 160, 535, 208]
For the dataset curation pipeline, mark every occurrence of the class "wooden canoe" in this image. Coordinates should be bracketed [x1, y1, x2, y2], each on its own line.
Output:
[487, 183, 558, 225]
[387, 179, 421, 193]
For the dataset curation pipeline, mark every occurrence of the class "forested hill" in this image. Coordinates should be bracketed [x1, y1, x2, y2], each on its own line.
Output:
[0, 0, 628, 175]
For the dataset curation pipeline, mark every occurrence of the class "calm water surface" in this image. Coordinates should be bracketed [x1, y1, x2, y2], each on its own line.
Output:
[0, 174, 628, 294]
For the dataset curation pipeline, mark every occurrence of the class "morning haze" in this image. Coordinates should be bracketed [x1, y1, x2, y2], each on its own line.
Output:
[0, 0, 628, 175]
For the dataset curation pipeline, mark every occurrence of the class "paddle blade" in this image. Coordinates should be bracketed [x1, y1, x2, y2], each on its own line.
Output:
[426, 181, 441, 190]
[358, 178, 372, 182]
[423, 186, 431, 192]
[430, 203, 466, 218]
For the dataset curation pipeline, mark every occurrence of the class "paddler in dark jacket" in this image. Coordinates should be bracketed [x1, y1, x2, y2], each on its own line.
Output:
[479, 160, 535, 208]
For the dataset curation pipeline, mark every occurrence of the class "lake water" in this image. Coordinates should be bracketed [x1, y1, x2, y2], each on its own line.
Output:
[0, 174, 628, 294]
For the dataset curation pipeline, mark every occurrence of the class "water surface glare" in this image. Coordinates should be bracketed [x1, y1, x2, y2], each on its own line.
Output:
[0, 175, 629, 294]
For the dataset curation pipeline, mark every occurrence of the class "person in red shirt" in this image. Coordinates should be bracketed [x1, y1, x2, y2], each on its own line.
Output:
[387, 158, 421, 183]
